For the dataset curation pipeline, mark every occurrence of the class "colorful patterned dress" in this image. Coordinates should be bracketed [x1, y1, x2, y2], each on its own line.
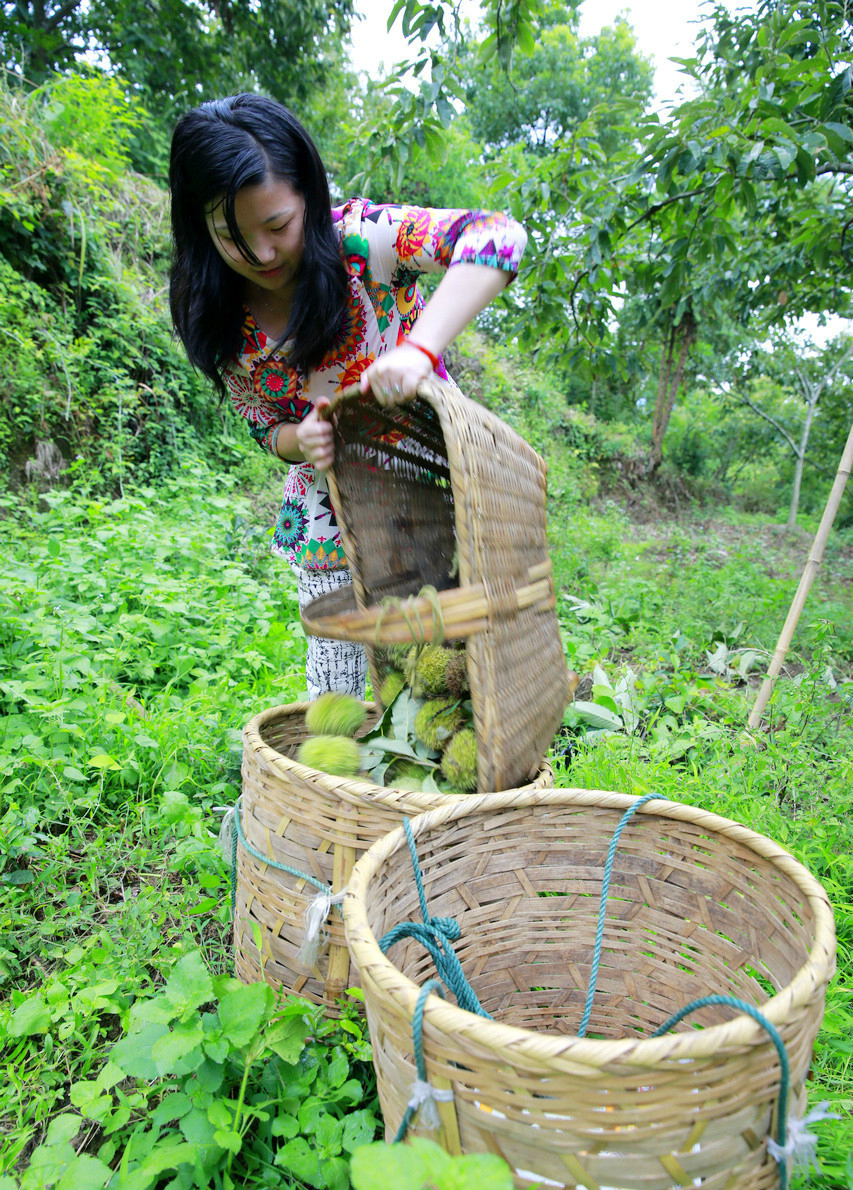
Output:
[222, 198, 527, 572]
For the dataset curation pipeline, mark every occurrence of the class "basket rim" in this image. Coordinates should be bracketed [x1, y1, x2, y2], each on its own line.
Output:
[242, 702, 549, 811]
[341, 788, 837, 1072]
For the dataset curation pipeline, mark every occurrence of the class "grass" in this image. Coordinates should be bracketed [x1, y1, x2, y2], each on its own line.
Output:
[2, 450, 852, 1187]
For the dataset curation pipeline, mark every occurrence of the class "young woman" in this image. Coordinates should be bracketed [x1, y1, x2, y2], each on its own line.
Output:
[169, 92, 527, 699]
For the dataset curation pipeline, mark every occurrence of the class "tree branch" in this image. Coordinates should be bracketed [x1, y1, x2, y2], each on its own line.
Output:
[729, 389, 800, 456]
[815, 162, 853, 177]
[43, 0, 83, 32]
[623, 183, 716, 235]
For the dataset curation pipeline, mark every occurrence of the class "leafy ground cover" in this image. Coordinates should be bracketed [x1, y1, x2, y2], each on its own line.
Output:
[1, 455, 852, 1188]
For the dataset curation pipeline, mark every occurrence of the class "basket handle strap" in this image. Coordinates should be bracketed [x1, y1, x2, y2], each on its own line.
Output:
[300, 561, 556, 644]
[316, 382, 361, 421]
[317, 379, 436, 422]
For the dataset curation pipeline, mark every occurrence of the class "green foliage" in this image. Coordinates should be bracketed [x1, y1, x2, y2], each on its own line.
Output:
[5, 949, 379, 1189]
[462, 9, 653, 156]
[0, 75, 224, 492]
[1, 0, 355, 173]
[351, 1137, 514, 1190]
[38, 74, 142, 174]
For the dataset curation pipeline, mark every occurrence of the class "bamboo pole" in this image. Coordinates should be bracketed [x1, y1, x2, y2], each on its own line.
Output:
[748, 421, 853, 730]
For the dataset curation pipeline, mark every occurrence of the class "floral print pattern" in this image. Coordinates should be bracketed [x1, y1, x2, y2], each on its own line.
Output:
[222, 199, 527, 571]
[396, 208, 431, 259]
[273, 499, 308, 552]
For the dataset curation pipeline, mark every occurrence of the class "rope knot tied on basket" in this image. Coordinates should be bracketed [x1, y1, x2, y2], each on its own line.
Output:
[391, 978, 456, 1142]
[407, 1077, 455, 1132]
[300, 888, 347, 969]
[378, 819, 490, 1020]
[767, 1102, 839, 1175]
[225, 797, 345, 969]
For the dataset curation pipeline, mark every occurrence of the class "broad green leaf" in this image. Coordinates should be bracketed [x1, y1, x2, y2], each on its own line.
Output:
[55, 1154, 112, 1190]
[111, 1023, 170, 1079]
[3, 868, 35, 884]
[133, 1141, 198, 1180]
[87, 753, 120, 770]
[271, 1114, 299, 1139]
[217, 980, 272, 1047]
[150, 1091, 192, 1127]
[569, 701, 623, 731]
[10, 995, 51, 1037]
[212, 1129, 242, 1154]
[341, 1108, 379, 1154]
[275, 1136, 320, 1180]
[823, 120, 853, 143]
[440, 1152, 515, 1190]
[314, 1112, 343, 1151]
[46, 1116, 82, 1147]
[179, 1105, 218, 1148]
[163, 950, 214, 1018]
[69, 1080, 113, 1123]
[207, 1100, 232, 1129]
[350, 1141, 430, 1190]
[265, 1012, 312, 1064]
[150, 1020, 204, 1071]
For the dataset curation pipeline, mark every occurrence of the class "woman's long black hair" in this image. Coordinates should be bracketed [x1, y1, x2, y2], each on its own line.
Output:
[169, 93, 348, 393]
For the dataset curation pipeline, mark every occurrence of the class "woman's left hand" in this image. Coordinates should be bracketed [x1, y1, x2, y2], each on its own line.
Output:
[361, 342, 434, 407]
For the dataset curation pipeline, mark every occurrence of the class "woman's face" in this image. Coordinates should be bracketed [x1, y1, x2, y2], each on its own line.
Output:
[205, 176, 306, 302]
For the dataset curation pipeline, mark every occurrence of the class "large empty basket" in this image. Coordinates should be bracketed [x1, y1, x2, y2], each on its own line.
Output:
[342, 789, 836, 1189]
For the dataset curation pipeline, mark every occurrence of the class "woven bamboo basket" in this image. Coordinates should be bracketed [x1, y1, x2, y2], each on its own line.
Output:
[234, 703, 552, 1010]
[300, 377, 571, 794]
[342, 789, 836, 1189]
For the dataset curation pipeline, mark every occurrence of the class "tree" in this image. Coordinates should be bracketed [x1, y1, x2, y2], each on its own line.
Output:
[723, 333, 853, 526]
[1, 0, 354, 172]
[460, 7, 653, 157]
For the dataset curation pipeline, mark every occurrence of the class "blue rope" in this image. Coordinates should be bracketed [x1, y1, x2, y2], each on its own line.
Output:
[652, 995, 790, 1190]
[229, 795, 332, 913]
[577, 792, 665, 1037]
[391, 979, 447, 1143]
[378, 819, 491, 1018]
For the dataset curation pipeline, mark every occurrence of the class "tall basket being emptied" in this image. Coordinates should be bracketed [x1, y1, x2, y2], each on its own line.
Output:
[342, 790, 836, 1189]
[301, 376, 571, 794]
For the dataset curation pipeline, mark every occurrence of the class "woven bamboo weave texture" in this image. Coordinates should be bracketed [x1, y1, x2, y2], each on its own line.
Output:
[300, 377, 571, 793]
[234, 703, 552, 1010]
[342, 789, 836, 1189]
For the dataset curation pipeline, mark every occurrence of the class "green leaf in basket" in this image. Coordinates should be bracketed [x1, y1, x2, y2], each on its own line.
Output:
[419, 771, 443, 795]
[359, 700, 396, 743]
[391, 689, 424, 744]
[360, 752, 393, 785]
[365, 737, 424, 761]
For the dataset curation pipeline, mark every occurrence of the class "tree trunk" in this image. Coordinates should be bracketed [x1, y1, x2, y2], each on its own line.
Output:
[648, 312, 696, 473]
[787, 373, 820, 529]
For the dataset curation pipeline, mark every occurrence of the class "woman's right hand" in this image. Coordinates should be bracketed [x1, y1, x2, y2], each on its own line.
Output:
[296, 398, 334, 470]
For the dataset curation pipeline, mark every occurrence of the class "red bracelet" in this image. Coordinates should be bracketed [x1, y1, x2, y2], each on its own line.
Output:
[406, 338, 440, 371]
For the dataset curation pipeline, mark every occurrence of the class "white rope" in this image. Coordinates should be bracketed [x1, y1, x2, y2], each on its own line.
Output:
[767, 1102, 839, 1173]
[407, 1078, 454, 1130]
[217, 805, 237, 864]
[298, 888, 347, 969]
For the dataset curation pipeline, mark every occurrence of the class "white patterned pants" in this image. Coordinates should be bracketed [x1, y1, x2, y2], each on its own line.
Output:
[293, 566, 367, 701]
